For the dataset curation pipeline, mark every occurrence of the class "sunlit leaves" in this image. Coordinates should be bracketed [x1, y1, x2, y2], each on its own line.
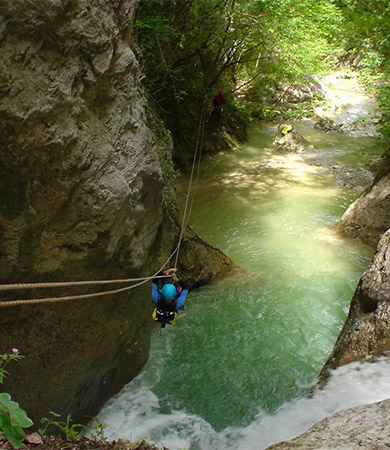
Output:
[337, 0, 390, 140]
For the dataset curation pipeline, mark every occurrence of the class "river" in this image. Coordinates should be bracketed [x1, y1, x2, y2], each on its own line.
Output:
[97, 74, 387, 449]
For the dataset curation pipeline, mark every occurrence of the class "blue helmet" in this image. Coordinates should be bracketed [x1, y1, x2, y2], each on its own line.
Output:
[161, 283, 176, 301]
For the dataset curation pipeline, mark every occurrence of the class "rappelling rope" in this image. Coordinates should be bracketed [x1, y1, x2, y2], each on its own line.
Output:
[0, 275, 172, 292]
[173, 99, 207, 268]
[0, 280, 149, 307]
[184, 102, 207, 230]
[0, 248, 177, 307]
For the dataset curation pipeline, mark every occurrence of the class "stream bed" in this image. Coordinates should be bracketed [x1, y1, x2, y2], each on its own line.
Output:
[97, 75, 387, 449]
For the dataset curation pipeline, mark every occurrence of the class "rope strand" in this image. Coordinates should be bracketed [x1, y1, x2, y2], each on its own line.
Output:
[174, 100, 207, 268]
[0, 277, 151, 308]
[0, 275, 171, 292]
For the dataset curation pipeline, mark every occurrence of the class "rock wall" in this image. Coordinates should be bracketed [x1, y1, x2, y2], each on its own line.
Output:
[268, 398, 390, 449]
[336, 152, 390, 246]
[320, 229, 390, 380]
[0, 0, 168, 425]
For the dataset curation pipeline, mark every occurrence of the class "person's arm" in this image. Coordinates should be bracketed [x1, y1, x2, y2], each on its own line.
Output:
[151, 283, 159, 306]
[175, 289, 189, 310]
[153, 268, 177, 284]
[164, 268, 179, 283]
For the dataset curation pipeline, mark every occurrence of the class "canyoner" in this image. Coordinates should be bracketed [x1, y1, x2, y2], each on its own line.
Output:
[151, 268, 212, 328]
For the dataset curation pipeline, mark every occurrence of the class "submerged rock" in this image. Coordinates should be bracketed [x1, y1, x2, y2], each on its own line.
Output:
[339, 119, 382, 138]
[273, 124, 316, 153]
[314, 117, 343, 132]
[314, 116, 381, 138]
[267, 398, 390, 449]
[178, 225, 237, 282]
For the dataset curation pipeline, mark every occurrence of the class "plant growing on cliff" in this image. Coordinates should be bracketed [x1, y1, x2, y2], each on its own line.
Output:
[39, 411, 87, 440]
[0, 349, 33, 448]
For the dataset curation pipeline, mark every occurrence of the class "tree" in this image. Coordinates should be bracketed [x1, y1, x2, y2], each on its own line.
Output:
[134, 0, 344, 159]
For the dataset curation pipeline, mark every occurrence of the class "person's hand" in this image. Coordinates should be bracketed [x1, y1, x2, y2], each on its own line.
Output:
[171, 273, 179, 282]
[163, 268, 179, 282]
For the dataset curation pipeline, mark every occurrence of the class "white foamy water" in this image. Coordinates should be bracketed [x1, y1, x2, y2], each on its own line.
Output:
[97, 356, 390, 450]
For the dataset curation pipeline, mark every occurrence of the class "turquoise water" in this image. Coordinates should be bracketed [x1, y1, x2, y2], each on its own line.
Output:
[171, 123, 374, 428]
[99, 121, 377, 449]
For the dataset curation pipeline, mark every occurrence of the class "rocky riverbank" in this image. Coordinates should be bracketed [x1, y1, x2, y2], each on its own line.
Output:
[335, 152, 390, 246]
[273, 122, 375, 192]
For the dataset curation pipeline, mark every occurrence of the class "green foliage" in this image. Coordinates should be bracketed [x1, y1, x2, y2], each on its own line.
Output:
[378, 84, 390, 141]
[39, 411, 87, 440]
[135, 0, 345, 160]
[146, 104, 179, 212]
[0, 393, 33, 448]
[0, 351, 33, 449]
[0, 352, 23, 384]
[258, 103, 316, 121]
[88, 417, 108, 442]
[336, 0, 390, 140]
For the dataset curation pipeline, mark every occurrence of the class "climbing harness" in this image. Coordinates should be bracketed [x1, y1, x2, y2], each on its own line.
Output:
[0, 99, 208, 308]
[152, 307, 178, 327]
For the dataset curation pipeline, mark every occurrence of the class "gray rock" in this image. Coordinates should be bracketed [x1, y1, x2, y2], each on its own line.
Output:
[0, 0, 166, 426]
[320, 229, 390, 379]
[268, 398, 390, 449]
[273, 124, 316, 153]
[314, 117, 343, 132]
[336, 156, 390, 246]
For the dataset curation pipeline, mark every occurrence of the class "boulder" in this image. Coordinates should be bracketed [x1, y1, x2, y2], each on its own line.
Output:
[273, 124, 316, 153]
[335, 153, 390, 246]
[314, 117, 343, 132]
[320, 228, 390, 380]
[268, 398, 390, 449]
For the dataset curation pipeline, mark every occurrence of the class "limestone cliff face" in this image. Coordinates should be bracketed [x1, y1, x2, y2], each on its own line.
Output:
[0, 0, 163, 279]
[336, 153, 390, 246]
[320, 229, 390, 380]
[0, 0, 168, 425]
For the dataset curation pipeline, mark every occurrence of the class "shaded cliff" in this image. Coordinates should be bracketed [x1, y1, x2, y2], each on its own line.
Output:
[0, 0, 234, 427]
[133, 0, 248, 165]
